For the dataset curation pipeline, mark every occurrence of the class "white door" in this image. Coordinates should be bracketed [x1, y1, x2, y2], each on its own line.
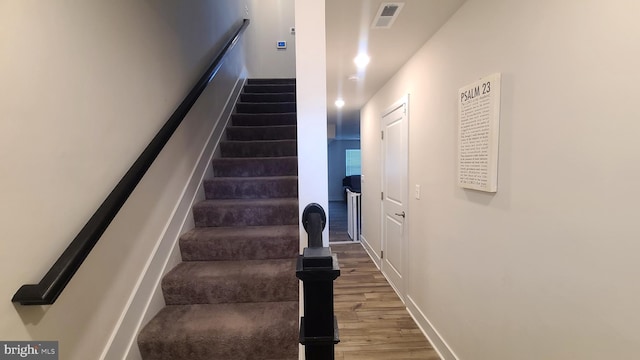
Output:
[381, 96, 408, 299]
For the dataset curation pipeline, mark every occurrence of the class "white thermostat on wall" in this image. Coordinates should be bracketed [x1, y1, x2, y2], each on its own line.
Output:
[277, 41, 287, 49]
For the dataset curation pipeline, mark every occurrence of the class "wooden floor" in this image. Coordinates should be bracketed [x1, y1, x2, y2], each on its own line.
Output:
[331, 244, 440, 360]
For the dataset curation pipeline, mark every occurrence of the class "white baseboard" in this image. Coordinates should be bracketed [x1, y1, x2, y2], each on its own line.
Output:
[359, 235, 380, 269]
[406, 295, 459, 360]
[357, 235, 457, 360]
[359, 235, 404, 303]
[99, 71, 247, 360]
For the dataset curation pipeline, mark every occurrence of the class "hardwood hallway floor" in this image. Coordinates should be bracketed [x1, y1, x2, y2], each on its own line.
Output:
[331, 244, 440, 360]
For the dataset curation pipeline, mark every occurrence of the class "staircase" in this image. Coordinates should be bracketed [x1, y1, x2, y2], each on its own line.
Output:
[138, 79, 299, 360]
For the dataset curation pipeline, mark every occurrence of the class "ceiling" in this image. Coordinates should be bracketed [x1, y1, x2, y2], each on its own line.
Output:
[325, 0, 467, 139]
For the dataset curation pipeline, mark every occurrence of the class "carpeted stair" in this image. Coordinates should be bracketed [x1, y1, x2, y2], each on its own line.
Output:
[138, 78, 299, 360]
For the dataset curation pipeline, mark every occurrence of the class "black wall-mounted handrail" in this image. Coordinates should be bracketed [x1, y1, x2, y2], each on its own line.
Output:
[12, 19, 250, 305]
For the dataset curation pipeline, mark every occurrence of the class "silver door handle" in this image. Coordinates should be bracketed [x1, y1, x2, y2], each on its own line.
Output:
[394, 211, 405, 218]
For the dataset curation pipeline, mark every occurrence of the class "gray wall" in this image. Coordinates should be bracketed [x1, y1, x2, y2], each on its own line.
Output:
[245, 0, 296, 78]
[0, 1, 246, 358]
[361, 0, 640, 358]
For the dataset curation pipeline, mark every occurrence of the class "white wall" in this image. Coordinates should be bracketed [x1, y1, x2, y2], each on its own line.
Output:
[328, 140, 361, 201]
[361, 0, 640, 359]
[245, 0, 296, 78]
[0, 1, 246, 359]
[295, 0, 329, 246]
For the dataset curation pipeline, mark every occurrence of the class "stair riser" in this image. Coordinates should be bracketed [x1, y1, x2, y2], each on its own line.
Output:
[212, 158, 297, 177]
[243, 84, 295, 93]
[240, 93, 296, 103]
[193, 203, 298, 227]
[236, 102, 296, 114]
[220, 140, 297, 158]
[180, 234, 298, 261]
[205, 178, 297, 199]
[247, 78, 296, 85]
[231, 113, 296, 126]
[140, 340, 298, 359]
[139, 337, 298, 360]
[138, 77, 300, 360]
[162, 266, 298, 305]
[226, 126, 297, 141]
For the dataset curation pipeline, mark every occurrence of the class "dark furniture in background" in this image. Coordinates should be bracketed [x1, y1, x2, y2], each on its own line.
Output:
[342, 175, 361, 202]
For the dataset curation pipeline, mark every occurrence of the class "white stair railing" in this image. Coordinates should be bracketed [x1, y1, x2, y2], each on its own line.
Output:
[346, 189, 361, 241]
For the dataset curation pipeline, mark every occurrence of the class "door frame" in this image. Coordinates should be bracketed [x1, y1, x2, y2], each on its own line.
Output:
[380, 94, 409, 301]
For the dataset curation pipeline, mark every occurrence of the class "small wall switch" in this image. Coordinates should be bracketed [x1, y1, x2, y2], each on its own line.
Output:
[415, 185, 421, 199]
[277, 41, 287, 49]
[290, 27, 296, 35]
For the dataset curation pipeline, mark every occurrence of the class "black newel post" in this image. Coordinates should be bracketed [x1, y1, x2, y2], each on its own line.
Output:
[297, 203, 340, 360]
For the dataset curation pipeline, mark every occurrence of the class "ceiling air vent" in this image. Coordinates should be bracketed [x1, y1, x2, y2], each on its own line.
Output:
[371, 2, 405, 29]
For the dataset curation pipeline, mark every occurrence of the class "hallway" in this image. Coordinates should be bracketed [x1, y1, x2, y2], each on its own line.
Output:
[329, 200, 352, 242]
[331, 244, 439, 360]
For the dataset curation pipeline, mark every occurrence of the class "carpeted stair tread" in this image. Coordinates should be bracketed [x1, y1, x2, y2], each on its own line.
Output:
[236, 102, 296, 114]
[180, 225, 299, 261]
[220, 139, 297, 157]
[212, 157, 298, 177]
[240, 93, 296, 103]
[193, 198, 298, 227]
[137, 301, 298, 360]
[226, 125, 297, 140]
[204, 176, 297, 199]
[138, 77, 299, 359]
[162, 259, 298, 305]
[232, 113, 297, 126]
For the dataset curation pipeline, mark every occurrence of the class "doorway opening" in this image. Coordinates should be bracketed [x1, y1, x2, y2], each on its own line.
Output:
[328, 139, 361, 243]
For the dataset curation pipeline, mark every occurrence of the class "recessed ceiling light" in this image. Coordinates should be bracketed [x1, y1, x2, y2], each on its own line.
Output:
[354, 53, 370, 68]
[348, 75, 360, 81]
[335, 99, 345, 108]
